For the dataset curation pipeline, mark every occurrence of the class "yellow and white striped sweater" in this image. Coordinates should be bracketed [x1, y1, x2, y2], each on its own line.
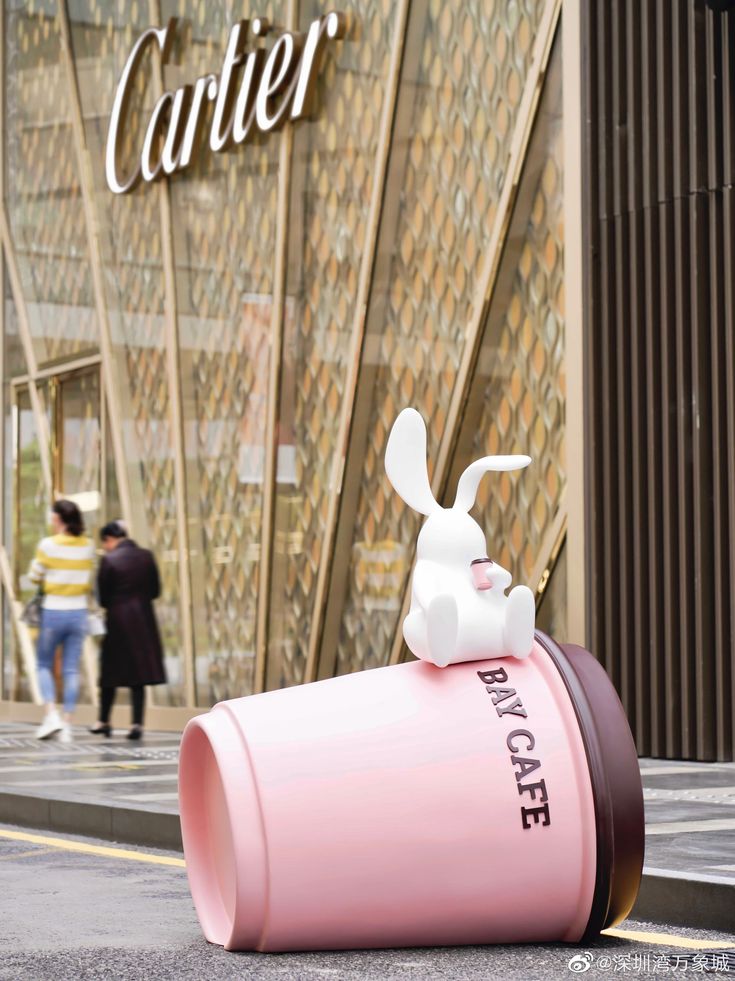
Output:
[29, 534, 95, 610]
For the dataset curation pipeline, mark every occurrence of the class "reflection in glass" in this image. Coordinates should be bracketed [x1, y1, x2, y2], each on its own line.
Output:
[536, 542, 567, 641]
[266, 0, 400, 690]
[68, 2, 186, 704]
[334, 0, 549, 676]
[56, 370, 101, 538]
[160, 0, 286, 703]
[0, 0, 568, 709]
[457, 41, 565, 594]
[13, 386, 49, 702]
[54, 369, 102, 704]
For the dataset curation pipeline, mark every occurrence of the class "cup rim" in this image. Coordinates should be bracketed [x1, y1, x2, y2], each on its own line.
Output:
[534, 630, 645, 937]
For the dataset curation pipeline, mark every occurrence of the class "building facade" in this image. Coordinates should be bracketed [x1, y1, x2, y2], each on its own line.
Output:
[0, 0, 731, 761]
[583, 1, 735, 761]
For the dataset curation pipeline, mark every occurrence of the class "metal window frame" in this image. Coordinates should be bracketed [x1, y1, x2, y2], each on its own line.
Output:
[254, 0, 299, 696]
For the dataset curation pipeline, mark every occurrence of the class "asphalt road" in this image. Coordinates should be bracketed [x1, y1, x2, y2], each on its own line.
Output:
[0, 823, 733, 981]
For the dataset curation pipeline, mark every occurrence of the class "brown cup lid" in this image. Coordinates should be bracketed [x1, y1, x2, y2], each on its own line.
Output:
[534, 631, 645, 937]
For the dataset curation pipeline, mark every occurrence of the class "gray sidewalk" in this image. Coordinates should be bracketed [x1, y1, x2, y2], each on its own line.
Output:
[0, 722, 733, 932]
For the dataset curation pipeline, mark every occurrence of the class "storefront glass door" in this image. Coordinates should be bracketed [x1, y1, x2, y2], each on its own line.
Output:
[53, 369, 101, 540]
[12, 368, 101, 704]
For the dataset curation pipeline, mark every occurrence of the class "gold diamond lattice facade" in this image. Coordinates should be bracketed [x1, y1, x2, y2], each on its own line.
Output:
[0, 0, 567, 714]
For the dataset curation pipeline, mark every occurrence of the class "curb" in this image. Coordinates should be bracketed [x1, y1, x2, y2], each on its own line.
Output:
[2, 789, 734, 936]
[0, 790, 182, 850]
[632, 866, 735, 934]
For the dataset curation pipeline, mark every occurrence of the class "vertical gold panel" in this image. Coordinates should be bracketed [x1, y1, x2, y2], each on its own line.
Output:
[265, 0, 400, 689]
[255, 0, 298, 695]
[332, 0, 550, 677]
[562, 0, 587, 646]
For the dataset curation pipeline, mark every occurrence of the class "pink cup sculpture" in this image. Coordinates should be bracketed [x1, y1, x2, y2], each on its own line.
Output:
[178, 633, 644, 952]
[179, 407, 643, 951]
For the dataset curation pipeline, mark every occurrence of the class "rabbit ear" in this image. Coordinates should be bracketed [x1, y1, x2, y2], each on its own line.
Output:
[385, 408, 440, 516]
[453, 455, 531, 512]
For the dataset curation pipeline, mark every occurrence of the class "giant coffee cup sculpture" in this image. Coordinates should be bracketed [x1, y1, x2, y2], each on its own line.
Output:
[178, 408, 644, 953]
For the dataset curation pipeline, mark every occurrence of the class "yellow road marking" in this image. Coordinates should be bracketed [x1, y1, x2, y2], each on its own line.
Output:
[0, 829, 732, 952]
[603, 927, 735, 949]
[0, 828, 185, 868]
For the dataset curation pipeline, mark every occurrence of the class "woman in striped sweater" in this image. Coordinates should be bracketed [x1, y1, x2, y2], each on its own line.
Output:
[29, 499, 95, 743]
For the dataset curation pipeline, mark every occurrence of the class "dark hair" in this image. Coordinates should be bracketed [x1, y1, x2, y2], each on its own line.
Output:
[53, 499, 85, 537]
[100, 520, 128, 542]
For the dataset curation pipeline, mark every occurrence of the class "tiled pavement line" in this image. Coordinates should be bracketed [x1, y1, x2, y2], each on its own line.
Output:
[644, 786, 735, 800]
[0, 757, 178, 774]
[640, 765, 735, 776]
[646, 819, 735, 836]
[6, 773, 180, 789]
[119, 792, 180, 802]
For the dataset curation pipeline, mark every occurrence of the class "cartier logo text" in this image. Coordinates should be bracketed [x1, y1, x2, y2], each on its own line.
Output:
[106, 13, 346, 194]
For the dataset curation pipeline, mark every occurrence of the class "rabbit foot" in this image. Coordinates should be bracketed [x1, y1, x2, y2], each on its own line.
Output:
[426, 593, 458, 668]
[503, 585, 535, 659]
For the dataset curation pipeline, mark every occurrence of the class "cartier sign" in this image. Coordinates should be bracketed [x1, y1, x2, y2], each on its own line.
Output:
[106, 12, 346, 194]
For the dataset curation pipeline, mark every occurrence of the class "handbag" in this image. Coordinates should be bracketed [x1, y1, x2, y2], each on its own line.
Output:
[87, 610, 106, 637]
[20, 586, 43, 629]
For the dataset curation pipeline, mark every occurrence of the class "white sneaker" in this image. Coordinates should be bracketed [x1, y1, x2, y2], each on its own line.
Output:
[58, 724, 73, 745]
[35, 710, 62, 740]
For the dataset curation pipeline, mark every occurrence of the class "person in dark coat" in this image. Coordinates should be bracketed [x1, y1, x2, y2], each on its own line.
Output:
[90, 521, 166, 740]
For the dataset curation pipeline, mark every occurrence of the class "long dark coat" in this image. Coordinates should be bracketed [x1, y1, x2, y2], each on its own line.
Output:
[97, 539, 166, 688]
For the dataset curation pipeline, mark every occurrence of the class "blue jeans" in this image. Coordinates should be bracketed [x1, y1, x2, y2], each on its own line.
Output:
[36, 609, 87, 714]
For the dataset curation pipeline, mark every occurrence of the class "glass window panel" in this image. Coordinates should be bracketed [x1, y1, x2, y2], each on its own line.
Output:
[157, 0, 286, 703]
[4, 263, 25, 380]
[55, 370, 102, 705]
[68, 2, 186, 703]
[13, 384, 50, 702]
[4, 2, 98, 365]
[57, 369, 101, 516]
[266, 0, 400, 690]
[334, 0, 550, 676]
[56, 370, 101, 540]
[1, 592, 9, 701]
[455, 40, 564, 602]
[103, 406, 122, 528]
[536, 541, 567, 641]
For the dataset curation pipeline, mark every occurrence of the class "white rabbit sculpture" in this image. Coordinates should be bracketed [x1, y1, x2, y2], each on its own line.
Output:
[385, 408, 536, 667]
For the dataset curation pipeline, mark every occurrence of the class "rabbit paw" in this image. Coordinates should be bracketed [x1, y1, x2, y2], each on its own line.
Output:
[426, 593, 458, 668]
[503, 585, 535, 659]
